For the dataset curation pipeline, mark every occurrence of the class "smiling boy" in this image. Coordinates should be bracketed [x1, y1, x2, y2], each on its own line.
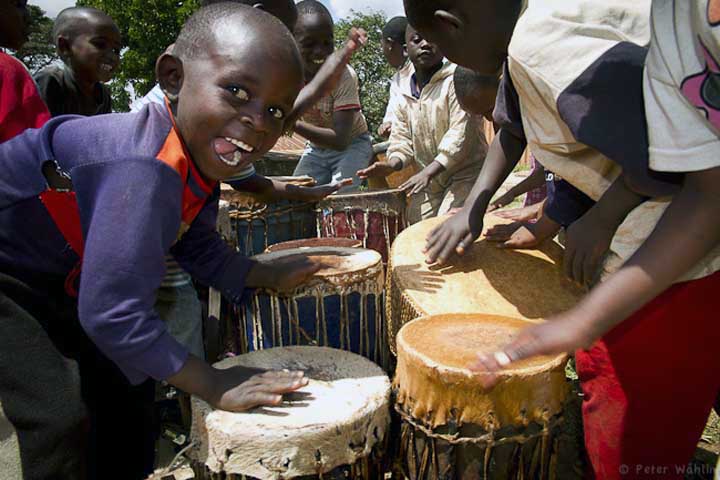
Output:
[0, 4, 317, 478]
[34, 7, 121, 116]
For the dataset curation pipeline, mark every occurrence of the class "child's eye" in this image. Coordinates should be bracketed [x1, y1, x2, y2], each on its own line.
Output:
[269, 107, 285, 120]
[227, 86, 249, 101]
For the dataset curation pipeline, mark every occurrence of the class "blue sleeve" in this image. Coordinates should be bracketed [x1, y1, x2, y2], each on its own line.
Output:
[544, 178, 596, 228]
[72, 158, 189, 385]
[493, 62, 526, 141]
[170, 186, 256, 305]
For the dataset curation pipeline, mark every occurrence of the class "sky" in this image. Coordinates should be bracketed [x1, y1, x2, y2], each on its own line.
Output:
[32, 0, 406, 19]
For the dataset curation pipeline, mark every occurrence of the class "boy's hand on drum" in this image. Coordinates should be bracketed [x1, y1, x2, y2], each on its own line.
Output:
[563, 211, 614, 287]
[303, 179, 352, 200]
[468, 313, 595, 386]
[399, 170, 433, 197]
[356, 159, 401, 179]
[492, 203, 543, 222]
[212, 367, 309, 412]
[486, 216, 561, 250]
[247, 256, 325, 292]
[424, 207, 483, 265]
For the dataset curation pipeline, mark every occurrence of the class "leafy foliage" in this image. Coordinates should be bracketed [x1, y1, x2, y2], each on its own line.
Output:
[335, 10, 393, 139]
[12, 5, 57, 74]
[77, 0, 201, 110]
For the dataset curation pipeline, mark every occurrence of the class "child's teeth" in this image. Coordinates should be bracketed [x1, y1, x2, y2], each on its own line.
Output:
[224, 137, 254, 153]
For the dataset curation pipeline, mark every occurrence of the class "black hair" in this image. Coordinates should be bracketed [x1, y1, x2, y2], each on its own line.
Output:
[296, 0, 333, 24]
[403, 0, 451, 28]
[382, 16, 408, 43]
[52, 6, 117, 45]
[453, 65, 500, 103]
[199, 0, 298, 30]
[173, 3, 298, 60]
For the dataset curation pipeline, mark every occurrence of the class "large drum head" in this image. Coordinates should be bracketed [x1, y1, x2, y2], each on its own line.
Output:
[395, 314, 568, 430]
[398, 313, 564, 374]
[191, 347, 390, 478]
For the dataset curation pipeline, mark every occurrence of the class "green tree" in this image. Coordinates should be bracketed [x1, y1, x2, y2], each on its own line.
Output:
[77, 0, 200, 110]
[13, 5, 57, 74]
[335, 10, 394, 139]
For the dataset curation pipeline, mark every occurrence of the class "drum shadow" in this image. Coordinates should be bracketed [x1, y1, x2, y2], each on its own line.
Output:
[391, 264, 444, 293]
[427, 240, 580, 319]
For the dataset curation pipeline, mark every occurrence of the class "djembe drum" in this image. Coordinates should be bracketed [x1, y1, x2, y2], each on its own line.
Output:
[386, 214, 583, 354]
[220, 177, 316, 256]
[315, 189, 407, 262]
[394, 314, 568, 479]
[190, 346, 391, 479]
[265, 237, 362, 253]
[228, 246, 389, 369]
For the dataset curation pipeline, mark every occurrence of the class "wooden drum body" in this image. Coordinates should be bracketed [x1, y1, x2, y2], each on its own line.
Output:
[230, 247, 389, 369]
[191, 347, 391, 479]
[387, 214, 583, 353]
[315, 190, 407, 262]
[220, 178, 316, 256]
[394, 314, 568, 479]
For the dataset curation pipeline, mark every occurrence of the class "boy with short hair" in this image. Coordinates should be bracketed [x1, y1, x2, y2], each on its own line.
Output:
[358, 25, 486, 223]
[34, 6, 120, 116]
[413, 0, 720, 476]
[291, 0, 372, 191]
[0, 0, 50, 141]
[377, 16, 413, 138]
[0, 4, 317, 478]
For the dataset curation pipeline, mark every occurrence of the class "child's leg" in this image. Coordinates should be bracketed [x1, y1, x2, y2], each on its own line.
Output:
[293, 144, 333, 185]
[0, 272, 87, 480]
[576, 270, 720, 479]
[331, 133, 372, 192]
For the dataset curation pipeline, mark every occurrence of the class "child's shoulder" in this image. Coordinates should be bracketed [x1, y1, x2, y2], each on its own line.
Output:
[0, 52, 32, 79]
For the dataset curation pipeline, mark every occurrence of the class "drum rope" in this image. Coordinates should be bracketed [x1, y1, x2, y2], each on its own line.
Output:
[393, 404, 560, 447]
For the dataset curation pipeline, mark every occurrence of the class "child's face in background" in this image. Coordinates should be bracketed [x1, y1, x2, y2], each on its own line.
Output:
[60, 17, 121, 84]
[0, 0, 30, 50]
[405, 28, 443, 73]
[381, 37, 406, 69]
[294, 13, 334, 80]
[403, 0, 521, 76]
[171, 36, 302, 182]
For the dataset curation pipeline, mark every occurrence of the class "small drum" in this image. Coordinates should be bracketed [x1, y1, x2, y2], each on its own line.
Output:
[387, 214, 583, 353]
[227, 246, 388, 369]
[316, 189, 407, 262]
[220, 178, 316, 256]
[394, 314, 568, 479]
[190, 346, 391, 479]
[265, 237, 362, 253]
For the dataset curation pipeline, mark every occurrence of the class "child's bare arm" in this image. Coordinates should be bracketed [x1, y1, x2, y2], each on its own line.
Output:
[294, 109, 356, 151]
[472, 166, 720, 378]
[488, 165, 545, 211]
[564, 174, 646, 285]
[285, 28, 367, 128]
[424, 128, 527, 264]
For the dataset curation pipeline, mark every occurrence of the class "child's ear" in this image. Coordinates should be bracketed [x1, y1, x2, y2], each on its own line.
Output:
[57, 35, 72, 61]
[434, 10, 463, 33]
[156, 53, 183, 103]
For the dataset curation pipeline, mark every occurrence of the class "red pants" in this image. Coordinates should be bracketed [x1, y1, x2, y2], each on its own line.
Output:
[576, 270, 720, 480]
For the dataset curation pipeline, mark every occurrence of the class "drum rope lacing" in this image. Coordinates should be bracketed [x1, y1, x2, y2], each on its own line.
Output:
[393, 403, 562, 447]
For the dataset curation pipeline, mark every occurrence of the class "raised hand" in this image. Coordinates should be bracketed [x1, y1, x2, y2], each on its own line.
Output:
[399, 169, 433, 197]
[302, 178, 353, 200]
[356, 161, 397, 180]
[486, 190, 517, 212]
[492, 202, 543, 222]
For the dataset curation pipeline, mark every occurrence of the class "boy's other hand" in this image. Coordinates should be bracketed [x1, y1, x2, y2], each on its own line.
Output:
[377, 122, 392, 138]
[487, 190, 517, 212]
[563, 212, 615, 287]
[357, 161, 397, 179]
[211, 366, 308, 412]
[345, 27, 368, 52]
[247, 255, 325, 292]
[486, 216, 560, 249]
[492, 203, 543, 222]
[424, 208, 483, 265]
[467, 313, 594, 387]
[399, 170, 433, 197]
